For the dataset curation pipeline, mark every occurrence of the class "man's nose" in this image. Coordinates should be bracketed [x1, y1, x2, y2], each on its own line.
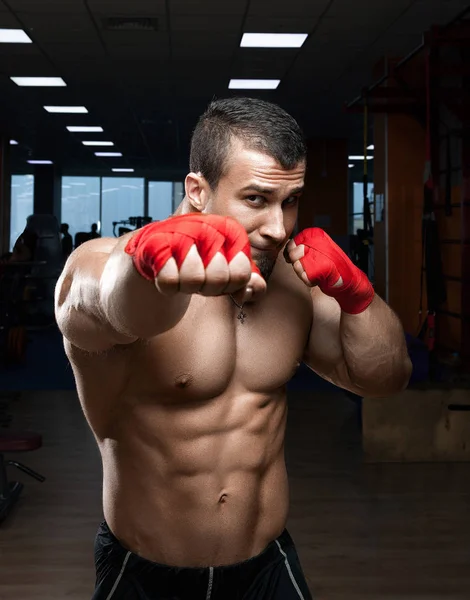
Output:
[259, 207, 286, 245]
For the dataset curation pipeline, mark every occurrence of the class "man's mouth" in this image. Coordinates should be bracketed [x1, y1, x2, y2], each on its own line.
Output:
[251, 245, 279, 254]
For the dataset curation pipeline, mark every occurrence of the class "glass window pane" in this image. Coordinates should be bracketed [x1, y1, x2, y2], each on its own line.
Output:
[173, 182, 184, 213]
[62, 176, 100, 245]
[148, 182, 173, 221]
[352, 216, 364, 233]
[353, 182, 374, 214]
[101, 178, 144, 238]
[10, 174, 34, 250]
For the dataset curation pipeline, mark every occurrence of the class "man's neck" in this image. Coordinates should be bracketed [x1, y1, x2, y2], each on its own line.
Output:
[172, 197, 195, 216]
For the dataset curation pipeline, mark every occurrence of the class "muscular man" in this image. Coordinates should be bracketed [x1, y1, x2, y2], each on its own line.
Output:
[55, 98, 412, 600]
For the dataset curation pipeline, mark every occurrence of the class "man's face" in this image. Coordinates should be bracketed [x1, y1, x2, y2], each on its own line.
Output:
[200, 139, 305, 281]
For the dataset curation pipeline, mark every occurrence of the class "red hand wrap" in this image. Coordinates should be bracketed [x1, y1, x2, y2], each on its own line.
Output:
[294, 228, 374, 314]
[124, 213, 260, 281]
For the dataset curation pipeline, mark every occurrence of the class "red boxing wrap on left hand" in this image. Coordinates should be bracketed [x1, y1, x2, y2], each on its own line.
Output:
[293, 228, 374, 314]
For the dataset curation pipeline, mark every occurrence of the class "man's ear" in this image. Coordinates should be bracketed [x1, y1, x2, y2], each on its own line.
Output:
[185, 172, 210, 212]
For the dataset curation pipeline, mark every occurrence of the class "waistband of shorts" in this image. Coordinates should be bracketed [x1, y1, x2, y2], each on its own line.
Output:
[96, 520, 294, 575]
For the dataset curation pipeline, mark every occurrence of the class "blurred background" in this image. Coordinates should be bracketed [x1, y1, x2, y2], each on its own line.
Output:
[1, 1, 470, 598]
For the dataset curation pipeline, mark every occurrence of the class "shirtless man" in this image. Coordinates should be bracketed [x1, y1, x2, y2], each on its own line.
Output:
[55, 98, 412, 600]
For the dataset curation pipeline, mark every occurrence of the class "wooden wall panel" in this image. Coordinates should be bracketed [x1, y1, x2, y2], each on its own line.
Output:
[443, 280, 462, 315]
[440, 243, 462, 279]
[438, 314, 462, 349]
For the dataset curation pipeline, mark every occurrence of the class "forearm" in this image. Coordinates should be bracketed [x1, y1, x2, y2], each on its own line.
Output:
[56, 235, 189, 351]
[340, 295, 412, 396]
[100, 234, 190, 339]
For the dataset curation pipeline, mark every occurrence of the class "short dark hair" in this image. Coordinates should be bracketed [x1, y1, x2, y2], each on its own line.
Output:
[190, 97, 307, 190]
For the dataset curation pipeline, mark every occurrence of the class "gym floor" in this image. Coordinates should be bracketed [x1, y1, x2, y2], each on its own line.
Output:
[1, 388, 470, 599]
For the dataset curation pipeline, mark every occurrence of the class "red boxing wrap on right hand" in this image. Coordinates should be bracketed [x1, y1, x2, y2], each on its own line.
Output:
[124, 213, 260, 281]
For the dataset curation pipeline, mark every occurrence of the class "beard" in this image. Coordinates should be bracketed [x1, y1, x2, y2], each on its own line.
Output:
[254, 253, 277, 282]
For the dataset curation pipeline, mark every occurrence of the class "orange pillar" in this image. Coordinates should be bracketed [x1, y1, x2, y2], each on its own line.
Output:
[298, 138, 349, 236]
[374, 110, 426, 334]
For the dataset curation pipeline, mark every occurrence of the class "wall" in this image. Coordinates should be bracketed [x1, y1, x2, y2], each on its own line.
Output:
[298, 138, 348, 236]
[435, 88, 465, 353]
[374, 114, 387, 300]
[372, 43, 468, 357]
[386, 114, 426, 335]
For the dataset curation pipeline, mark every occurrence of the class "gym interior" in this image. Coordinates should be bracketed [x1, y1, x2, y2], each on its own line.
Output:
[1, 1, 470, 598]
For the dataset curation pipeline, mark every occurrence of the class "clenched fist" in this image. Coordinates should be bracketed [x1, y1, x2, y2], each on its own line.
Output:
[285, 227, 374, 314]
[125, 214, 266, 300]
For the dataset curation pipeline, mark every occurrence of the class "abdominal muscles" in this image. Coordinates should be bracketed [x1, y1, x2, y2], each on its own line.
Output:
[100, 387, 290, 567]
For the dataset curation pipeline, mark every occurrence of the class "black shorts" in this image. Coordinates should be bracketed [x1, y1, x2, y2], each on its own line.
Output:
[92, 521, 313, 600]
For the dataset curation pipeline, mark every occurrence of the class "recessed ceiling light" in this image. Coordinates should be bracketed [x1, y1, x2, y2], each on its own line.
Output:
[83, 141, 114, 146]
[95, 152, 122, 157]
[240, 33, 308, 48]
[10, 140, 18, 145]
[367, 144, 374, 150]
[112, 168, 134, 173]
[348, 155, 373, 160]
[0, 29, 32, 44]
[229, 79, 280, 90]
[11, 77, 66, 87]
[67, 126, 104, 133]
[349, 164, 355, 168]
[27, 160, 53, 165]
[44, 106, 88, 114]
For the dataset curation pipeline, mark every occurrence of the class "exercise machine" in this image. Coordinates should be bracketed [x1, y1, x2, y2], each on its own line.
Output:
[112, 216, 153, 237]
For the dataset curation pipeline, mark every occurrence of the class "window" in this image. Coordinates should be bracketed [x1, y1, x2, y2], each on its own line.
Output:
[62, 176, 100, 244]
[60, 177, 182, 244]
[351, 182, 374, 234]
[173, 182, 184, 212]
[148, 182, 173, 221]
[10, 175, 34, 250]
[101, 178, 144, 238]
[353, 182, 374, 214]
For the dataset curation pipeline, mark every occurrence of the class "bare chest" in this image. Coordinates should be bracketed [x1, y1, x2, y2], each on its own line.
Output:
[131, 286, 312, 401]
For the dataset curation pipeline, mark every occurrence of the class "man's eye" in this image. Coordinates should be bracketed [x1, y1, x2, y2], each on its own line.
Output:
[284, 196, 299, 206]
[246, 196, 265, 205]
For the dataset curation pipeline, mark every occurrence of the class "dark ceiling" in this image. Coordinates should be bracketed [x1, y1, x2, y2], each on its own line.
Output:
[0, 0, 468, 179]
